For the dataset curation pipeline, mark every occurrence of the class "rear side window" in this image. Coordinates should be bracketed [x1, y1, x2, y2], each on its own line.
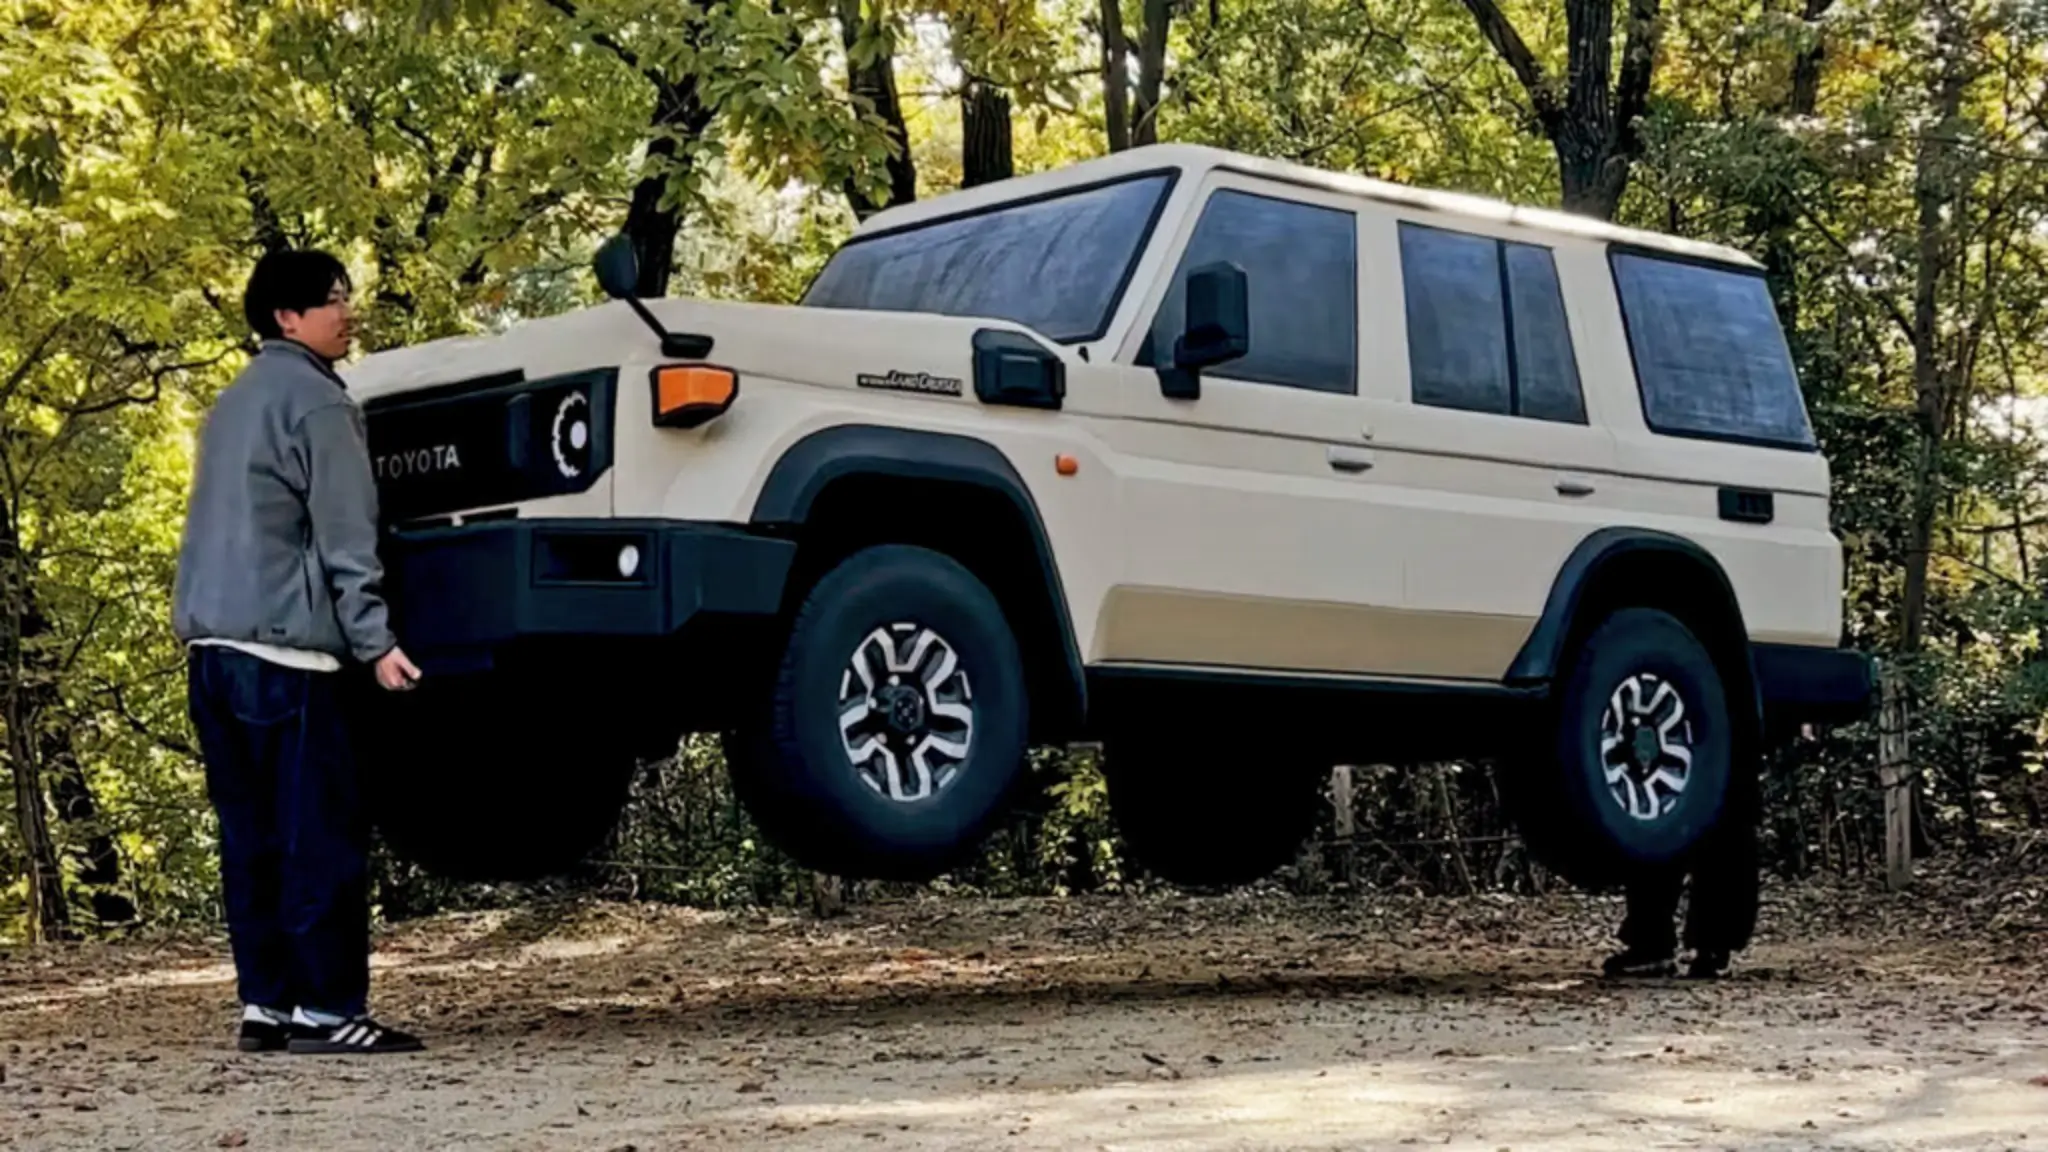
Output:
[1610, 250, 1814, 449]
[1398, 222, 1585, 424]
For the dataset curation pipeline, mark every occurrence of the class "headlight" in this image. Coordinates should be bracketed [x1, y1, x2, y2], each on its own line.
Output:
[550, 389, 592, 479]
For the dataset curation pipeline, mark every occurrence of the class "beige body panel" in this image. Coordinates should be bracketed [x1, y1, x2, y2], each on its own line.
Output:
[343, 143, 1847, 688]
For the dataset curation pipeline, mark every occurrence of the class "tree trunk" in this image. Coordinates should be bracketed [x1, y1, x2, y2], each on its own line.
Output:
[623, 74, 715, 298]
[1900, 7, 1972, 655]
[1132, 0, 1171, 147]
[838, 0, 917, 219]
[1099, 0, 1131, 152]
[45, 735, 134, 927]
[7, 709, 68, 942]
[1, 517, 69, 943]
[961, 80, 1014, 188]
[1749, 0, 1834, 332]
[1456, 0, 1663, 222]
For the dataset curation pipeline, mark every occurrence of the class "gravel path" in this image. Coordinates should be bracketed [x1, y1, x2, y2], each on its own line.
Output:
[4, 878, 2043, 1150]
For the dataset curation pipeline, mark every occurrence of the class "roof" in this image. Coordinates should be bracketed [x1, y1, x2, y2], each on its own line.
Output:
[854, 143, 1762, 269]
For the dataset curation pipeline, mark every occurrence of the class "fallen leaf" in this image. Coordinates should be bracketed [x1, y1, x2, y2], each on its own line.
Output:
[2028, 1075, 2048, 1088]
[218, 1133, 248, 1149]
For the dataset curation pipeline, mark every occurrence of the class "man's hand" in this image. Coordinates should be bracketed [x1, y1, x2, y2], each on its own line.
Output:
[375, 646, 422, 691]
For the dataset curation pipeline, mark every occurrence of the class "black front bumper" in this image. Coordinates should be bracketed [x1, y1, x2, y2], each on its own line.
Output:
[1754, 642, 1877, 731]
[383, 517, 795, 672]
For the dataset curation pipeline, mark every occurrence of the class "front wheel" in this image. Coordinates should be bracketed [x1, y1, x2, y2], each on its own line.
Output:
[729, 544, 1030, 881]
[1506, 606, 1735, 889]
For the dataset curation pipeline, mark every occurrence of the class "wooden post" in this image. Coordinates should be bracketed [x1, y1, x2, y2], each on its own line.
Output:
[1877, 663, 1913, 891]
[1329, 764, 1356, 887]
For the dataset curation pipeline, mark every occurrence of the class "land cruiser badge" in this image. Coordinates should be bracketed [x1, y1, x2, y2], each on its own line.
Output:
[858, 369, 963, 397]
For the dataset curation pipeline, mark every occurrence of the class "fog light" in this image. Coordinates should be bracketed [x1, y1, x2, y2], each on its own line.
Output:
[617, 544, 641, 579]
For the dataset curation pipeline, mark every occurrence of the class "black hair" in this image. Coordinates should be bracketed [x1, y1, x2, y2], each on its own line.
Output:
[241, 249, 352, 340]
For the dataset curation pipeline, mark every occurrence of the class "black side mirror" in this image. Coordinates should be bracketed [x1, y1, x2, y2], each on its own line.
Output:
[594, 233, 640, 301]
[1159, 261, 1250, 400]
[591, 232, 714, 359]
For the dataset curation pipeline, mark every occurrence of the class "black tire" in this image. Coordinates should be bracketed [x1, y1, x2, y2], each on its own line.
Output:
[729, 543, 1030, 881]
[1104, 733, 1323, 890]
[1507, 607, 1735, 889]
[352, 665, 640, 882]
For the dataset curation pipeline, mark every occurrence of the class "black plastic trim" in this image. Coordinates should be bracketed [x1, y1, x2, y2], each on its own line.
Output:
[971, 329, 1066, 410]
[1718, 486, 1776, 524]
[360, 368, 527, 411]
[751, 424, 1087, 724]
[365, 367, 617, 524]
[796, 167, 1184, 346]
[1754, 643, 1876, 728]
[1506, 527, 1749, 685]
[1605, 243, 1820, 454]
[1086, 663, 1546, 760]
[382, 517, 795, 670]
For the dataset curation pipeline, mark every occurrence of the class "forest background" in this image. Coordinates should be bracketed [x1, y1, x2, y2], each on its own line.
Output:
[6, 0, 2046, 943]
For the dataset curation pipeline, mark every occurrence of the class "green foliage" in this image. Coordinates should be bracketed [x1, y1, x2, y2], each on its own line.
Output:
[12, 0, 2048, 939]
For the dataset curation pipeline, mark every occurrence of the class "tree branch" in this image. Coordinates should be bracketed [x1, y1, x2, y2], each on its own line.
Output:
[1790, 198, 1918, 345]
[0, 320, 69, 410]
[101, 679, 197, 760]
[538, 0, 667, 89]
[1611, 0, 1663, 160]
[1456, 0, 1561, 136]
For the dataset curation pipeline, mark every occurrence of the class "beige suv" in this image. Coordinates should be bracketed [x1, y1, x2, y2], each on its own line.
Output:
[345, 144, 1873, 889]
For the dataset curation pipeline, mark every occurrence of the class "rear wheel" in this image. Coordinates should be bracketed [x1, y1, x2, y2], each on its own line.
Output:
[1506, 607, 1735, 889]
[353, 662, 641, 882]
[1104, 733, 1323, 889]
[729, 543, 1030, 881]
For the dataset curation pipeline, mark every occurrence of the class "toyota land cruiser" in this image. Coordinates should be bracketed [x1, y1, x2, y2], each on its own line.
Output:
[345, 144, 1874, 890]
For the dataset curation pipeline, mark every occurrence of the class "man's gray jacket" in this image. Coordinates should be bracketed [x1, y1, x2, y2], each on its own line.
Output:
[172, 339, 397, 665]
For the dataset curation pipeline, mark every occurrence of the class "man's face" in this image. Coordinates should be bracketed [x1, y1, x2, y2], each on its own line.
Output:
[275, 279, 355, 361]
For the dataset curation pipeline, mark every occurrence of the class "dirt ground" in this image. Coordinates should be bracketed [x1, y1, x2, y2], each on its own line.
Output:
[4, 867, 2044, 1151]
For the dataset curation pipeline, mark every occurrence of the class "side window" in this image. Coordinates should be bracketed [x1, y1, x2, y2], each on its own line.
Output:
[1397, 222, 1587, 424]
[1610, 250, 1814, 448]
[1138, 189, 1357, 394]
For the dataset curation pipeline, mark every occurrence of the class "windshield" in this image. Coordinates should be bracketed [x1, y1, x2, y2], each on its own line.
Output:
[800, 172, 1174, 343]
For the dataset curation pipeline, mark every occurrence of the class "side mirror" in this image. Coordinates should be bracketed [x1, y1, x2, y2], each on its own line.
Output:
[1159, 261, 1249, 400]
[591, 232, 714, 359]
[594, 233, 640, 301]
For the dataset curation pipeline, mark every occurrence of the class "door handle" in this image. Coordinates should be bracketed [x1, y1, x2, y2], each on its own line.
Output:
[1327, 445, 1375, 473]
[1555, 477, 1596, 497]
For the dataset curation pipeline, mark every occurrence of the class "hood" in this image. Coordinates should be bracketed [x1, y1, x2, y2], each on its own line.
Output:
[343, 297, 1067, 404]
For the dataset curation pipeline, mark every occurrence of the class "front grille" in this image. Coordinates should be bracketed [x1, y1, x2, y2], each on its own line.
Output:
[363, 367, 617, 523]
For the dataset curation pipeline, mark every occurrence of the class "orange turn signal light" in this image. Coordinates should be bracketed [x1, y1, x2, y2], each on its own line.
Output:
[650, 364, 738, 429]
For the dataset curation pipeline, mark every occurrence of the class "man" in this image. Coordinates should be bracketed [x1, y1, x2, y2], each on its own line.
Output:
[1602, 784, 1761, 980]
[173, 248, 425, 1055]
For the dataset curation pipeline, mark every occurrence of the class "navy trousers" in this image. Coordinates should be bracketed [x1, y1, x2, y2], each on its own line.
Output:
[188, 645, 370, 1017]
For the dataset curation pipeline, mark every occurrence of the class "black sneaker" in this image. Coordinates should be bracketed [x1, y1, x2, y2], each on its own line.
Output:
[1601, 947, 1677, 978]
[1684, 950, 1731, 980]
[287, 1015, 425, 1055]
[238, 1010, 291, 1053]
